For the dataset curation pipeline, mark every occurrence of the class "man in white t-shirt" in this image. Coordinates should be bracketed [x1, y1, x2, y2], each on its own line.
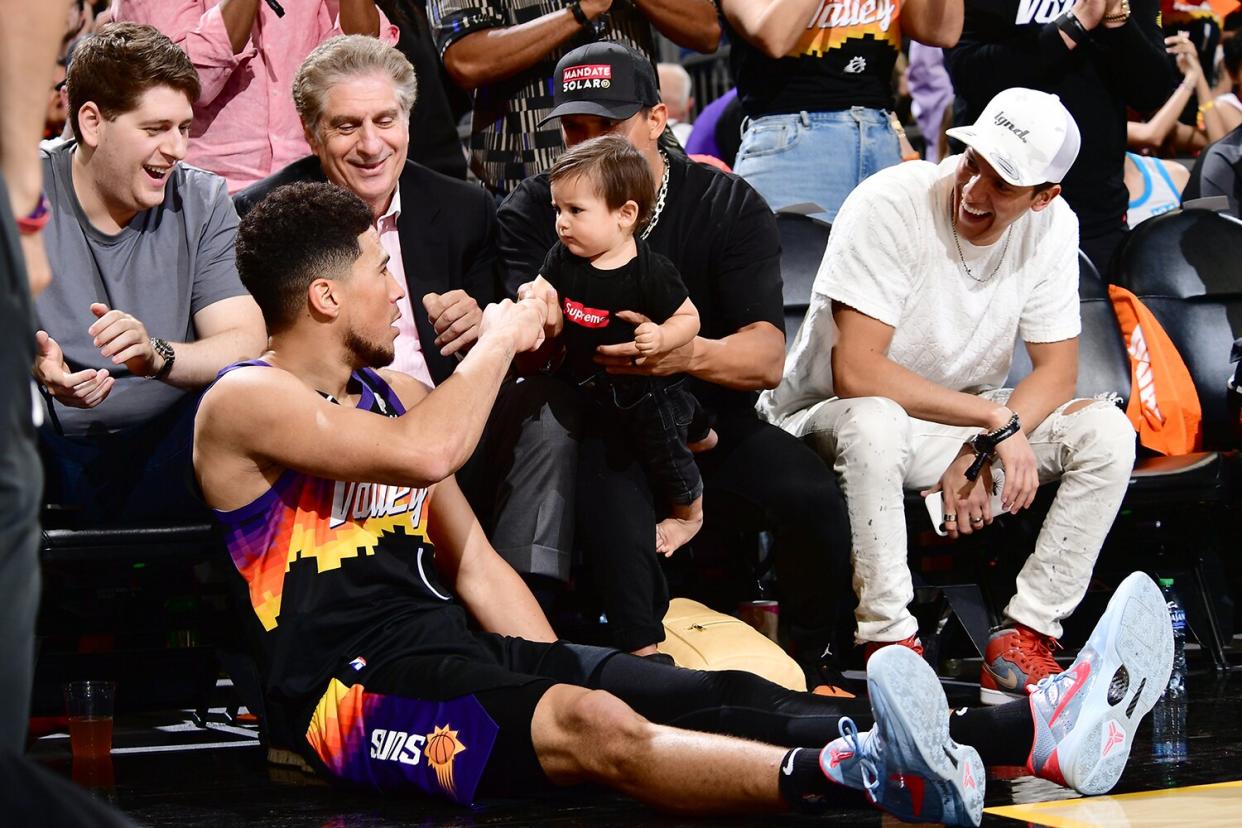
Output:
[758, 88, 1137, 705]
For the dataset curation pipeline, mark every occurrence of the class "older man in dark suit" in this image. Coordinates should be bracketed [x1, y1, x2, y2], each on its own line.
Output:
[235, 34, 496, 384]
[236, 33, 577, 585]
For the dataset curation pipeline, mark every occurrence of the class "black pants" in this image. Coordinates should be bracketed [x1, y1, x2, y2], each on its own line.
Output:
[458, 375, 584, 581]
[1080, 223, 1128, 279]
[586, 375, 705, 507]
[0, 175, 41, 751]
[39, 393, 206, 526]
[578, 410, 853, 651]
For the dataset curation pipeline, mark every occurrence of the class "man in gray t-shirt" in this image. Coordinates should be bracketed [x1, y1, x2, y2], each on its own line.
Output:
[31, 25, 264, 521]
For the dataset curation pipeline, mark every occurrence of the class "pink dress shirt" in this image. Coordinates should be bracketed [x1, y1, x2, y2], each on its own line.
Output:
[376, 189, 435, 388]
[114, 0, 398, 193]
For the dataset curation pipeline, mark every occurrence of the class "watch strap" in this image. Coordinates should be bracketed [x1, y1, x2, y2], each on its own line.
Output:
[569, 0, 591, 28]
[149, 338, 175, 380]
[1056, 9, 1090, 45]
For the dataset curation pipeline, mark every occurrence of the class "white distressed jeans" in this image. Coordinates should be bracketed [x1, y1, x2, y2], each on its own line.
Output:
[794, 391, 1136, 643]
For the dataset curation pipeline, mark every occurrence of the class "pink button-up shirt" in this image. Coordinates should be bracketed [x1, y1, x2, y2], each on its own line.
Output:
[377, 189, 434, 388]
[114, 0, 398, 193]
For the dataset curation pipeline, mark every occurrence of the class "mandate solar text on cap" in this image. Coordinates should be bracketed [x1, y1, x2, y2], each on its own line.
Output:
[945, 87, 1081, 187]
[539, 41, 661, 127]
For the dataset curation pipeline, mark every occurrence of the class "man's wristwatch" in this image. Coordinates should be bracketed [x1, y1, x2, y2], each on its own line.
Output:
[569, 0, 605, 37]
[148, 337, 175, 380]
[1056, 8, 1091, 45]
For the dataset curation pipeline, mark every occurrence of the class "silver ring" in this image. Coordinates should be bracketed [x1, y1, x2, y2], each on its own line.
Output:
[970, 516, 985, 525]
[943, 513, 957, 522]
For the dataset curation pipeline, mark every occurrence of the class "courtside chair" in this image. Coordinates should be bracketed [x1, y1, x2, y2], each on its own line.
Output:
[1012, 245, 1238, 670]
[775, 211, 831, 352]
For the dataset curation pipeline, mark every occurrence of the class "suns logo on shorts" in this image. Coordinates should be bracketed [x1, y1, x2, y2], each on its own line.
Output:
[425, 725, 467, 797]
[369, 723, 467, 796]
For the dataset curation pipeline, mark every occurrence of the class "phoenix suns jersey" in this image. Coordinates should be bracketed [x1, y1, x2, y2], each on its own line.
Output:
[210, 361, 484, 704]
[728, 0, 903, 116]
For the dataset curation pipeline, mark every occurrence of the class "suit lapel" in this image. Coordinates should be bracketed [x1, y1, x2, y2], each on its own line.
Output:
[395, 164, 454, 385]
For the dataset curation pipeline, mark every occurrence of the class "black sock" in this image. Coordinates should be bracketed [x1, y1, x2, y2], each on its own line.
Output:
[777, 747, 864, 813]
[948, 701, 1035, 767]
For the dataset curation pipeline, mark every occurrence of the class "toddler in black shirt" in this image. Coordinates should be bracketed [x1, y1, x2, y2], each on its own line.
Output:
[522, 135, 712, 555]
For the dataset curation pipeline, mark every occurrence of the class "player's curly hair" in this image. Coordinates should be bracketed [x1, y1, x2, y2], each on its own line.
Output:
[235, 182, 373, 332]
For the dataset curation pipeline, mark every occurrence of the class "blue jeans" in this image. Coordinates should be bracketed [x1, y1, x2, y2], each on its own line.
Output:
[733, 108, 902, 223]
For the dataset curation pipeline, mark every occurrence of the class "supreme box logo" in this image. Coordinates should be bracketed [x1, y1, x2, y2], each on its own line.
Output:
[563, 298, 610, 328]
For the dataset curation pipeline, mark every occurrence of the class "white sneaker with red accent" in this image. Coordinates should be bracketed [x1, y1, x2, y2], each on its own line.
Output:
[1027, 572, 1174, 795]
[820, 647, 985, 826]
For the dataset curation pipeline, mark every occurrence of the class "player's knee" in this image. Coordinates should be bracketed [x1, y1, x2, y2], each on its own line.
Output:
[563, 690, 651, 781]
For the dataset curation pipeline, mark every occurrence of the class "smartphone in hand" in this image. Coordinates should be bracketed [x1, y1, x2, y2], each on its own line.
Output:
[924, 490, 1005, 536]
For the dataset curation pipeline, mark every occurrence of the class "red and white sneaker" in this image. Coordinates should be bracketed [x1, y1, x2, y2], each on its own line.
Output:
[1026, 572, 1173, 795]
[980, 624, 1061, 705]
[820, 647, 985, 827]
[863, 634, 925, 664]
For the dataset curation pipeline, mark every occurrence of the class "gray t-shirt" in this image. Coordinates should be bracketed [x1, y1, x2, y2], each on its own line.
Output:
[35, 142, 246, 436]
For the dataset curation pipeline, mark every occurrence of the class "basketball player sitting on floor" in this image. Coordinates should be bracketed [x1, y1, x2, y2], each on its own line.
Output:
[521, 135, 714, 555]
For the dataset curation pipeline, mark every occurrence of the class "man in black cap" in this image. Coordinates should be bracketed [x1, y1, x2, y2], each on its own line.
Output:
[497, 41, 854, 665]
[428, 0, 718, 196]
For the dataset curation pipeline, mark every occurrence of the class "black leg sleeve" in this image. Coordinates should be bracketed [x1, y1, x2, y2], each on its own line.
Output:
[593, 652, 873, 747]
[948, 700, 1036, 767]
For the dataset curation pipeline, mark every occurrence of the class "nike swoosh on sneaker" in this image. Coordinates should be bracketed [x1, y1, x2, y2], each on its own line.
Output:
[783, 748, 800, 776]
[991, 665, 1022, 690]
[1049, 662, 1092, 726]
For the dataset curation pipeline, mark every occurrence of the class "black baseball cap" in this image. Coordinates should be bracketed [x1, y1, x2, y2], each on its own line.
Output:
[538, 41, 661, 127]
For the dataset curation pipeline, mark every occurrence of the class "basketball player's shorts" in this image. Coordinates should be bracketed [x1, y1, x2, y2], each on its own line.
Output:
[293, 636, 619, 805]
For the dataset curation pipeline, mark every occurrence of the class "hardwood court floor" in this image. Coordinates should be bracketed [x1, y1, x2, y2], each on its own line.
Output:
[26, 669, 1242, 827]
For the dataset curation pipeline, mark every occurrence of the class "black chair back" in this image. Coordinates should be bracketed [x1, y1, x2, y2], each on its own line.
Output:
[1006, 252, 1133, 404]
[776, 213, 831, 350]
[1114, 209, 1242, 449]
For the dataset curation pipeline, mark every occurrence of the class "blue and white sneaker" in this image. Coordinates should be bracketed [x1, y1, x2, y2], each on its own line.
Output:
[1027, 571, 1174, 795]
[820, 646, 985, 827]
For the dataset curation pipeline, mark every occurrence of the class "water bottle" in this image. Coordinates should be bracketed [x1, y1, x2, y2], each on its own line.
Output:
[1152, 577, 1187, 763]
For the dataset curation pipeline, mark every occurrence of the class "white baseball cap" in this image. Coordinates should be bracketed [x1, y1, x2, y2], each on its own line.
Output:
[945, 87, 1081, 187]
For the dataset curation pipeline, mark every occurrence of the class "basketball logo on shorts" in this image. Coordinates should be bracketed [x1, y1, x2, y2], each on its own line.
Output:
[425, 724, 466, 797]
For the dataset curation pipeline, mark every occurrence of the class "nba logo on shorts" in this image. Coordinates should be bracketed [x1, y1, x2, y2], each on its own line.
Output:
[349, 656, 367, 672]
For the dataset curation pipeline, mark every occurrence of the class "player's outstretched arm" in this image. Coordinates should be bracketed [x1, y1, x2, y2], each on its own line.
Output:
[427, 474, 557, 642]
[196, 297, 548, 494]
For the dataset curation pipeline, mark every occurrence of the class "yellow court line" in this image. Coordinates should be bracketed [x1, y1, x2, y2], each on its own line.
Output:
[985, 780, 1242, 827]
